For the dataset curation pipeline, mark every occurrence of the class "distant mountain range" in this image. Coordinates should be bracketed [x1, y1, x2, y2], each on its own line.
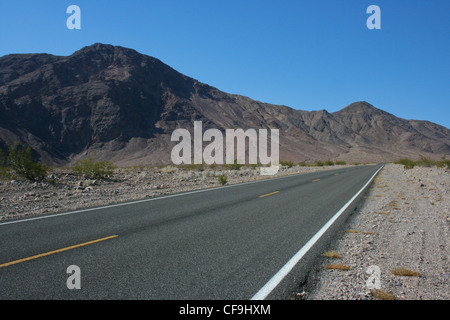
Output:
[0, 43, 449, 166]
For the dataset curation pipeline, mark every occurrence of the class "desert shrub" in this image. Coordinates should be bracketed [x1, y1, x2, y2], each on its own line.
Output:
[217, 174, 227, 185]
[322, 251, 341, 259]
[180, 164, 204, 171]
[72, 156, 116, 180]
[371, 289, 396, 300]
[208, 163, 218, 170]
[0, 167, 9, 180]
[394, 158, 415, 169]
[6, 143, 49, 181]
[279, 160, 294, 168]
[395, 156, 450, 169]
[415, 155, 433, 167]
[438, 157, 450, 169]
[334, 160, 346, 165]
[314, 160, 324, 167]
[224, 160, 242, 170]
[0, 149, 5, 166]
[0, 149, 11, 179]
[391, 267, 420, 277]
[394, 158, 410, 165]
[403, 162, 415, 169]
[159, 165, 179, 174]
[324, 160, 334, 166]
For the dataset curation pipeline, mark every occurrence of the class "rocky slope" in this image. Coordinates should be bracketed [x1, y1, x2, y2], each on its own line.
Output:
[0, 43, 449, 166]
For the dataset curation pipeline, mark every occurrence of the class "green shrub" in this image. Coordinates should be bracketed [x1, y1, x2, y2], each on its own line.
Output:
[415, 155, 433, 167]
[0, 149, 11, 180]
[403, 162, 415, 169]
[335, 160, 346, 165]
[72, 156, 116, 180]
[324, 160, 335, 166]
[395, 158, 415, 169]
[425, 155, 450, 169]
[0, 166, 10, 180]
[224, 160, 243, 170]
[394, 159, 409, 165]
[437, 155, 450, 169]
[279, 160, 294, 168]
[181, 164, 204, 171]
[394, 156, 450, 169]
[315, 160, 324, 167]
[218, 174, 227, 185]
[6, 143, 48, 181]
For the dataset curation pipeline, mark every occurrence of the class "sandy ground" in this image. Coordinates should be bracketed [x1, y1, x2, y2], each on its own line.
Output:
[1, 163, 448, 300]
[303, 164, 449, 300]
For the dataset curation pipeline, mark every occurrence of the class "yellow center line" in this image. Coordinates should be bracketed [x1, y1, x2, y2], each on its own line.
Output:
[259, 191, 280, 198]
[312, 179, 321, 182]
[0, 235, 118, 268]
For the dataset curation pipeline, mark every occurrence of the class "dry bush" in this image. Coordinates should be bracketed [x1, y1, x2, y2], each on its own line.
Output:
[371, 289, 396, 300]
[322, 251, 341, 259]
[324, 263, 352, 270]
[391, 268, 420, 277]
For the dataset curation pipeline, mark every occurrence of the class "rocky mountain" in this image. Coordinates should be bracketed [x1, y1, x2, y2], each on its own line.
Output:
[0, 43, 449, 166]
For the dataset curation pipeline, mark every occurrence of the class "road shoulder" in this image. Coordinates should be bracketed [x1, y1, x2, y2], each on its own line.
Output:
[301, 164, 449, 300]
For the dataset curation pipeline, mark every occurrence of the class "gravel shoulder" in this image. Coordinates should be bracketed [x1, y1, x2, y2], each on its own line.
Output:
[302, 164, 449, 300]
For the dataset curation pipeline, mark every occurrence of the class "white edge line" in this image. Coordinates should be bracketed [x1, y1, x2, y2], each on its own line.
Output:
[0, 166, 351, 226]
[250, 165, 384, 300]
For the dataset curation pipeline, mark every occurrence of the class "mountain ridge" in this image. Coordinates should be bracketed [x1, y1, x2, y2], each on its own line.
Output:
[0, 43, 448, 166]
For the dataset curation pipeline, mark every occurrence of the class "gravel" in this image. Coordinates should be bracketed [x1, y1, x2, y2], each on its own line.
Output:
[301, 164, 449, 300]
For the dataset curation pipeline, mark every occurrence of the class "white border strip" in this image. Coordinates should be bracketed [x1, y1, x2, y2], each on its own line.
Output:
[251, 165, 384, 300]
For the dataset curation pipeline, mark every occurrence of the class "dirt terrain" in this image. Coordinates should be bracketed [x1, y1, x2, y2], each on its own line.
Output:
[304, 164, 449, 300]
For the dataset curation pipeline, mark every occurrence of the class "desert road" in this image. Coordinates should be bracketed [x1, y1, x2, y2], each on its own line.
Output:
[0, 164, 383, 300]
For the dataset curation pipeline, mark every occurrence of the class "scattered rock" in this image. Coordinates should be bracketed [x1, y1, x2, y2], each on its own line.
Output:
[306, 164, 449, 300]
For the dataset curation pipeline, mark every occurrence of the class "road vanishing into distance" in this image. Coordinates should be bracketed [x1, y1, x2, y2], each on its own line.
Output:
[0, 164, 383, 300]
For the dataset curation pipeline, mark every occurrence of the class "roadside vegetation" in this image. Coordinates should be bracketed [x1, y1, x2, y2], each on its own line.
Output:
[72, 155, 116, 180]
[0, 143, 117, 182]
[394, 155, 449, 169]
[0, 143, 49, 181]
[217, 174, 227, 185]
[391, 267, 421, 277]
[1, 142, 357, 185]
[174, 159, 348, 171]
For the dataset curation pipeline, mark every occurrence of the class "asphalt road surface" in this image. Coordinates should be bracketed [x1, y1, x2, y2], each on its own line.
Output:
[0, 164, 383, 300]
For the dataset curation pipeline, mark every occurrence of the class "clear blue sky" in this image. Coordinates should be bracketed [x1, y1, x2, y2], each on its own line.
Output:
[1, 0, 449, 128]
